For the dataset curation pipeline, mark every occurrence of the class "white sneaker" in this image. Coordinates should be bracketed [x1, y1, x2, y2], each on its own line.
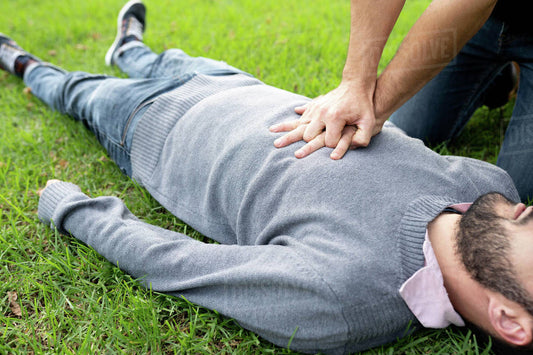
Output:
[105, 0, 147, 66]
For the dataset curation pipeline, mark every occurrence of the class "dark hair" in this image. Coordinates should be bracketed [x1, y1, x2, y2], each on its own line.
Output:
[455, 193, 533, 321]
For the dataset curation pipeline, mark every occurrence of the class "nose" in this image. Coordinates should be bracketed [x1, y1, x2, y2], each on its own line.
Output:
[513, 203, 527, 220]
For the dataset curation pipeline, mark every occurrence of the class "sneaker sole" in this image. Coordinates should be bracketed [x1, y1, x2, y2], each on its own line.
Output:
[105, 0, 144, 66]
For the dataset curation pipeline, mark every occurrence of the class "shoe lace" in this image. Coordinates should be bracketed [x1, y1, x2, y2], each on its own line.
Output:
[126, 17, 144, 40]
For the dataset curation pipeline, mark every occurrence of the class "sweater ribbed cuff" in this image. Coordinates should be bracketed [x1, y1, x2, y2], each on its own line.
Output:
[37, 181, 83, 228]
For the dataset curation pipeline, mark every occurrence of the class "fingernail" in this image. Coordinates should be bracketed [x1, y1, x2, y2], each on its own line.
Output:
[269, 124, 278, 131]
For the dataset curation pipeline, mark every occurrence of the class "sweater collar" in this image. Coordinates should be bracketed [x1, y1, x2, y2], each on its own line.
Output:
[396, 195, 465, 282]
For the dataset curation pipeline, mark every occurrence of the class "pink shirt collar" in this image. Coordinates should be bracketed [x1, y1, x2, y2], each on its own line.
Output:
[399, 232, 465, 328]
[399, 203, 472, 328]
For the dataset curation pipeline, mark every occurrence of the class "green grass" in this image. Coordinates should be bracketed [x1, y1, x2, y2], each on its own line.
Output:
[0, 0, 517, 353]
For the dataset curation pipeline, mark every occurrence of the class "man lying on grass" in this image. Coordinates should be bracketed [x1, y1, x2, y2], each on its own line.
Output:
[2, 1, 533, 354]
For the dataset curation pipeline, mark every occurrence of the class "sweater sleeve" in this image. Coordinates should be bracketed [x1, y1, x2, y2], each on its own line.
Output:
[38, 181, 84, 232]
[36, 182, 350, 354]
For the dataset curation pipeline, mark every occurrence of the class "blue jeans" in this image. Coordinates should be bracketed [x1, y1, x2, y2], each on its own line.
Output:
[390, 15, 533, 202]
[23, 45, 247, 176]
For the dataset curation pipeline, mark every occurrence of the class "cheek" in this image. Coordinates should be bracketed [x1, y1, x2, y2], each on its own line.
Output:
[512, 231, 533, 293]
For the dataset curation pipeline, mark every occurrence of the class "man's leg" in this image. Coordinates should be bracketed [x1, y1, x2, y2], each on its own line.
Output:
[115, 46, 248, 79]
[0, 33, 191, 176]
[497, 61, 533, 202]
[389, 17, 506, 145]
[107, 0, 247, 79]
[23, 63, 192, 175]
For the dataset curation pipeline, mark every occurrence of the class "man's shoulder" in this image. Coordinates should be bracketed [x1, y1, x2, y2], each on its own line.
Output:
[443, 155, 520, 202]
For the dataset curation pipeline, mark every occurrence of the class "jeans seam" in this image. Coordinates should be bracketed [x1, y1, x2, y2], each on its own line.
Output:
[449, 63, 507, 139]
[497, 22, 505, 54]
[98, 130, 127, 154]
[120, 97, 157, 146]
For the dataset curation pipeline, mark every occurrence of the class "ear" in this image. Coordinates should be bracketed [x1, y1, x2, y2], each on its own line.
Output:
[488, 297, 533, 346]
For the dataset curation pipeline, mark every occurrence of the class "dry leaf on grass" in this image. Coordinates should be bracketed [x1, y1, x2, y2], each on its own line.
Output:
[7, 291, 22, 317]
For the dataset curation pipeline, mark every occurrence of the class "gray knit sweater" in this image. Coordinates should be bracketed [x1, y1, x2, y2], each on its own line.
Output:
[38, 74, 520, 354]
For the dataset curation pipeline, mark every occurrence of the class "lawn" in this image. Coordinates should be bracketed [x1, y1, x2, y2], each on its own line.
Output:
[0, 0, 515, 353]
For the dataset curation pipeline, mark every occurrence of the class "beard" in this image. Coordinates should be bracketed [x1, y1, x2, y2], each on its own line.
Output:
[455, 192, 533, 317]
